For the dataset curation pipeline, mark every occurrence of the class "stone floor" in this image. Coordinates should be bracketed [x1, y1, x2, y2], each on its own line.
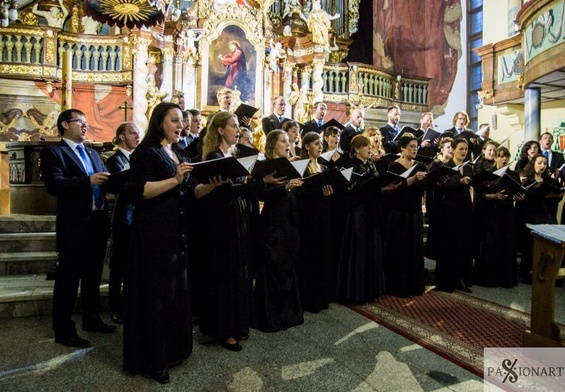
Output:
[1, 271, 564, 391]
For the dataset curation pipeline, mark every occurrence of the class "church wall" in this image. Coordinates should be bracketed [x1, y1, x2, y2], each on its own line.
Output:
[434, 0, 468, 130]
[483, 0, 512, 45]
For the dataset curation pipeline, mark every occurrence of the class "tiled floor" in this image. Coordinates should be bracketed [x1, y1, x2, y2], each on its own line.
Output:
[0, 263, 564, 391]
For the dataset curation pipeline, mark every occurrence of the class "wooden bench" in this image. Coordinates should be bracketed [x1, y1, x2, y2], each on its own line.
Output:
[522, 227, 565, 347]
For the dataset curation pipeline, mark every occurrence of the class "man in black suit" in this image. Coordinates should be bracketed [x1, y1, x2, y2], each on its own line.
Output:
[380, 105, 402, 154]
[539, 131, 565, 219]
[187, 108, 202, 147]
[261, 96, 289, 135]
[106, 122, 140, 324]
[339, 108, 364, 154]
[540, 132, 565, 172]
[444, 110, 470, 138]
[417, 111, 439, 158]
[41, 109, 116, 348]
[301, 101, 327, 136]
[178, 110, 192, 148]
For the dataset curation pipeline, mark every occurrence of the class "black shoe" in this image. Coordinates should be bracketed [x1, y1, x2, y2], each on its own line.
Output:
[152, 369, 170, 384]
[237, 334, 249, 341]
[83, 321, 117, 333]
[55, 334, 91, 348]
[111, 313, 124, 325]
[221, 340, 242, 352]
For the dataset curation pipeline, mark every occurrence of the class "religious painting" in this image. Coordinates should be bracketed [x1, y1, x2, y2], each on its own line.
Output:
[207, 25, 256, 106]
[372, 0, 462, 113]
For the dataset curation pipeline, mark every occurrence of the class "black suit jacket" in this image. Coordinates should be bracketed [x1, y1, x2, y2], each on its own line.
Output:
[106, 150, 133, 226]
[261, 113, 289, 135]
[41, 141, 110, 253]
[545, 150, 565, 171]
[339, 125, 361, 153]
[380, 124, 400, 154]
[301, 119, 323, 137]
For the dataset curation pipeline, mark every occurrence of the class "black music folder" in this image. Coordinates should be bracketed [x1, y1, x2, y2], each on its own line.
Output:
[190, 156, 253, 183]
[234, 104, 259, 121]
[471, 170, 501, 190]
[456, 130, 478, 140]
[302, 167, 351, 195]
[379, 164, 419, 186]
[393, 126, 423, 140]
[415, 154, 434, 165]
[495, 174, 529, 195]
[419, 128, 443, 142]
[425, 165, 457, 183]
[321, 118, 345, 131]
[105, 169, 130, 194]
[251, 157, 306, 180]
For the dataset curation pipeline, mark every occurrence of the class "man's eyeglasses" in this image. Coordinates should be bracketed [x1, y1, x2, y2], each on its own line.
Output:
[68, 119, 90, 128]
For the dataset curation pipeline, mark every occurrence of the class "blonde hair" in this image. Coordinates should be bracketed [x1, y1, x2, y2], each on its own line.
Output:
[202, 111, 237, 160]
[362, 127, 384, 158]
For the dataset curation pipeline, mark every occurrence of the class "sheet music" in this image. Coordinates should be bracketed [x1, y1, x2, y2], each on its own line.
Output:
[526, 224, 565, 244]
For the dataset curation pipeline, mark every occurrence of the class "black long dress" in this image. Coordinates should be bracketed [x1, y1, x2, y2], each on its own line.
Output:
[434, 160, 475, 292]
[516, 176, 558, 283]
[296, 164, 332, 312]
[424, 159, 447, 260]
[197, 150, 255, 341]
[384, 161, 427, 297]
[336, 158, 386, 303]
[474, 169, 520, 288]
[254, 182, 304, 332]
[124, 142, 194, 375]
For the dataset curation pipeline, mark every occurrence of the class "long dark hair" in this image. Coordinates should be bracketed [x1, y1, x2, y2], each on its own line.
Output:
[301, 132, 322, 159]
[140, 102, 182, 147]
[518, 140, 540, 160]
[522, 153, 549, 178]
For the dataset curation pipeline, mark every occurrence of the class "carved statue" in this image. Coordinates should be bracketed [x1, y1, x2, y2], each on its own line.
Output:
[32, 0, 69, 29]
[307, 0, 339, 52]
[81, 15, 101, 35]
[268, 39, 287, 73]
[145, 74, 167, 118]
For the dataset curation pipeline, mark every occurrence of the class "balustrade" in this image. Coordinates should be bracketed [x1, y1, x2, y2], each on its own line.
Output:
[0, 25, 132, 83]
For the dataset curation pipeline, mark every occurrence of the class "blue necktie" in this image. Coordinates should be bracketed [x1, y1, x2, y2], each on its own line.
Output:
[279, 116, 284, 124]
[76, 144, 103, 209]
[457, 127, 463, 134]
[318, 120, 323, 128]
[543, 150, 549, 159]
[394, 125, 400, 136]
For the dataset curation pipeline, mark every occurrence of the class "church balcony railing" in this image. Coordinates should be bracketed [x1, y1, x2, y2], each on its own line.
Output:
[321, 62, 429, 110]
[0, 24, 133, 84]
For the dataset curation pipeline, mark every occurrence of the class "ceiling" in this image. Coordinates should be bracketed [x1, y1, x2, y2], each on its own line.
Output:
[529, 69, 565, 102]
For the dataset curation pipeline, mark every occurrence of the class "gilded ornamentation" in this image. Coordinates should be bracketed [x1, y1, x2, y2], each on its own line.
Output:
[347, 0, 361, 35]
[46, 41, 55, 63]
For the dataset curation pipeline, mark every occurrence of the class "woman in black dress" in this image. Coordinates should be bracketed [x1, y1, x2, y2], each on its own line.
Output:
[336, 135, 398, 303]
[254, 130, 304, 332]
[124, 102, 217, 384]
[517, 154, 560, 283]
[297, 132, 334, 312]
[434, 138, 475, 293]
[197, 111, 280, 351]
[384, 134, 428, 297]
[282, 120, 302, 160]
[514, 140, 540, 174]
[424, 137, 453, 260]
[322, 125, 343, 167]
[474, 146, 522, 287]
